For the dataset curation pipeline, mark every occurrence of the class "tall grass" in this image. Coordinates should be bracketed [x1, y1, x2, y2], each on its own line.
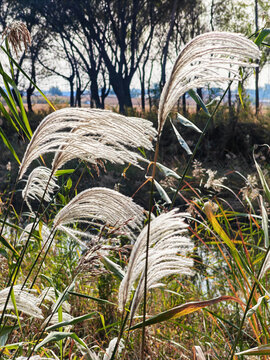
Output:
[0, 23, 269, 360]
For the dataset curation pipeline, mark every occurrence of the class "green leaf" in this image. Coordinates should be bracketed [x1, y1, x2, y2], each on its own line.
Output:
[255, 28, 270, 46]
[55, 169, 75, 176]
[247, 294, 268, 318]
[0, 67, 31, 139]
[0, 234, 19, 257]
[52, 279, 76, 313]
[46, 312, 96, 332]
[177, 113, 202, 133]
[236, 344, 270, 356]
[68, 291, 116, 306]
[0, 101, 19, 131]
[259, 195, 269, 248]
[65, 177, 72, 190]
[170, 119, 192, 155]
[206, 96, 221, 107]
[156, 162, 180, 180]
[0, 127, 20, 164]
[238, 81, 244, 107]
[0, 341, 25, 350]
[1, 45, 56, 111]
[0, 326, 18, 346]
[130, 296, 240, 330]
[154, 179, 172, 204]
[253, 146, 270, 203]
[10, 287, 21, 331]
[101, 256, 125, 280]
[188, 89, 211, 117]
[36, 331, 87, 351]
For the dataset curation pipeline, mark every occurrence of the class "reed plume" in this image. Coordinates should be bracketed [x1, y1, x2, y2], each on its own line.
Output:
[53, 187, 145, 243]
[3, 21, 31, 55]
[158, 31, 261, 132]
[22, 166, 59, 212]
[19, 108, 157, 179]
[0, 286, 43, 319]
[118, 210, 193, 316]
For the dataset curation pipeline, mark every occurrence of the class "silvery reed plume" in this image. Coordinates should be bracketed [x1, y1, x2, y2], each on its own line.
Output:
[118, 210, 193, 317]
[19, 108, 157, 179]
[22, 166, 59, 212]
[53, 187, 145, 244]
[158, 31, 261, 132]
[0, 286, 43, 319]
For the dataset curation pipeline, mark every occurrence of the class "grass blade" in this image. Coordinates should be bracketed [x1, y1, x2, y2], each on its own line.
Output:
[130, 296, 240, 330]
[46, 312, 96, 331]
[0, 127, 20, 164]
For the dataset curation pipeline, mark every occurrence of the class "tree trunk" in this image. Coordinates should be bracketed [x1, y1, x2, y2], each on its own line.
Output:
[196, 88, 203, 113]
[90, 78, 102, 108]
[70, 80, 74, 107]
[110, 76, 132, 114]
[160, 0, 177, 90]
[182, 93, 186, 115]
[75, 87, 82, 107]
[27, 86, 34, 113]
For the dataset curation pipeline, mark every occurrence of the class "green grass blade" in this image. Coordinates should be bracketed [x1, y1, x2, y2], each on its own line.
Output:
[1, 45, 56, 111]
[68, 291, 116, 306]
[154, 179, 172, 204]
[259, 195, 269, 248]
[0, 234, 19, 257]
[188, 89, 211, 116]
[177, 113, 202, 133]
[0, 67, 32, 138]
[54, 169, 75, 176]
[0, 127, 20, 164]
[0, 101, 19, 131]
[254, 146, 270, 203]
[170, 119, 192, 155]
[10, 287, 21, 331]
[130, 296, 240, 330]
[35, 331, 88, 351]
[255, 28, 270, 45]
[236, 344, 270, 356]
[46, 312, 97, 331]
[101, 256, 125, 280]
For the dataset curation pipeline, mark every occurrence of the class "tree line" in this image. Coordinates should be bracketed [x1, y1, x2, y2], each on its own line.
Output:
[0, 0, 268, 113]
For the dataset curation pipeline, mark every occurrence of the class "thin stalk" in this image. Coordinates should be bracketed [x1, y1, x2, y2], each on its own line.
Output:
[0, 171, 53, 328]
[23, 231, 56, 289]
[229, 245, 270, 360]
[140, 136, 160, 359]
[170, 82, 232, 209]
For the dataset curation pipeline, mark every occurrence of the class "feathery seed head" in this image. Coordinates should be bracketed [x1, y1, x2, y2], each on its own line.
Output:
[19, 108, 157, 179]
[3, 21, 31, 55]
[22, 166, 58, 212]
[158, 31, 261, 132]
[118, 209, 194, 315]
[0, 285, 43, 319]
[53, 187, 145, 243]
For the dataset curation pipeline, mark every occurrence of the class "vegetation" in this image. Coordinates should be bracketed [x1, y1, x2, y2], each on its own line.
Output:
[0, 4, 270, 360]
